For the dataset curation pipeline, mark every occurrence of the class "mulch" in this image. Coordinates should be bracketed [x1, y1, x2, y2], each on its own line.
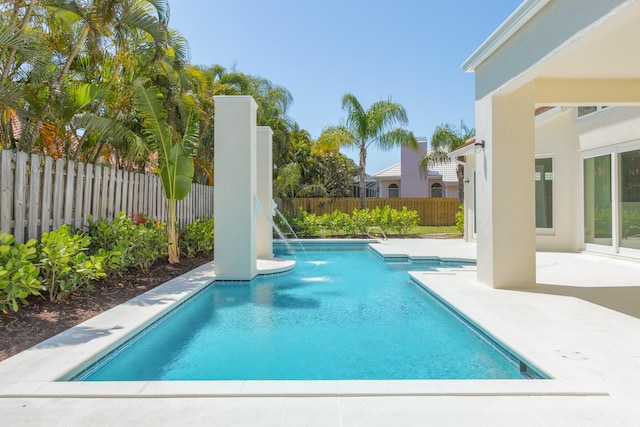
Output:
[0, 253, 212, 362]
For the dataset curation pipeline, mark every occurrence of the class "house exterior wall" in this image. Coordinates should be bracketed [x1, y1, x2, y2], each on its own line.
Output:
[465, 0, 640, 288]
[400, 142, 429, 197]
[379, 179, 401, 197]
[463, 106, 640, 254]
[446, 183, 459, 200]
[474, 83, 537, 289]
[576, 107, 640, 151]
[534, 106, 640, 253]
[534, 108, 580, 252]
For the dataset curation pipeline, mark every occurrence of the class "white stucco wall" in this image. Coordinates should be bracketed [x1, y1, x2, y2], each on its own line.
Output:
[463, 106, 640, 255]
[534, 108, 579, 252]
[213, 96, 258, 280]
[535, 106, 640, 252]
[576, 107, 640, 151]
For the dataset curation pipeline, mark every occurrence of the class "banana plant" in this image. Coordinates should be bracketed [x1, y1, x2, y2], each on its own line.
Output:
[133, 80, 197, 264]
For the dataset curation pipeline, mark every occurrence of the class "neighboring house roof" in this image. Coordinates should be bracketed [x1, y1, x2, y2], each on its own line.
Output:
[429, 161, 458, 183]
[352, 173, 377, 183]
[373, 161, 458, 183]
[374, 163, 401, 179]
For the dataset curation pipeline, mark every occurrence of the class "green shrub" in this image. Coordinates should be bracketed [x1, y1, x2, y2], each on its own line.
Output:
[179, 216, 214, 258]
[39, 225, 106, 302]
[0, 233, 41, 313]
[290, 206, 420, 238]
[350, 208, 373, 235]
[273, 209, 298, 237]
[87, 214, 129, 277]
[293, 209, 320, 237]
[455, 204, 464, 233]
[372, 206, 396, 234]
[87, 213, 167, 274]
[129, 216, 167, 272]
[318, 210, 351, 236]
[391, 206, 420, 235]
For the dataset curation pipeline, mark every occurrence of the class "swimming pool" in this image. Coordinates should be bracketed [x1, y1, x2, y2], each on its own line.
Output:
[74, 244, 545, 381]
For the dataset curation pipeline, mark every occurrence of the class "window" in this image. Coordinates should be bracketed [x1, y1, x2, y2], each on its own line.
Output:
[430, 183, 443, 198]
[388, 183, 399, 198]
[577, 106, 608, 118]
[619, 148, 640, 250]
[582, 145, 640, 256]
[535, 158, 553, 229]
[584, 154, 612, 246]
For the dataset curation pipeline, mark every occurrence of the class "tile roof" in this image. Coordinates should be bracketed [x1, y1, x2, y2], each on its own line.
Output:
[373, 163, 401, 178]
[373, 160, 458, 183]
[431, 161, 458, 183]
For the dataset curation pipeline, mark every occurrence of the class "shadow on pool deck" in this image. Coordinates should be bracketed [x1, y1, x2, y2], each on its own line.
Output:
[529, 283, 640, 320]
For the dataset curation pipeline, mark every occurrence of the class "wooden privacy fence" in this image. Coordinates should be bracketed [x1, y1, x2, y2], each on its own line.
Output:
[0, 150, 214, 243]
[281, 197, 459, 226]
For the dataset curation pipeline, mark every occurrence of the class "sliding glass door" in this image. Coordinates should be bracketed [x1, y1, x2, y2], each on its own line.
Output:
[583, 145, 640, 256]
[620, 148, 640, 252]
[583, 154, 613, 247]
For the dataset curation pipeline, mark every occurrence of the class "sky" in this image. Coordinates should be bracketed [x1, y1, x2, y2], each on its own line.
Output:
[169, 0, 524, 175]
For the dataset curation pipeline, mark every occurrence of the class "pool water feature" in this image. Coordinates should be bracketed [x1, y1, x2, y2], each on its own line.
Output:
[74, 244, 545, 381]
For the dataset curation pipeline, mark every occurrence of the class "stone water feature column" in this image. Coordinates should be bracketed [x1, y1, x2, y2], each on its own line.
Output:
[256, 126, 274, 258]
[213, 96, 258, 280]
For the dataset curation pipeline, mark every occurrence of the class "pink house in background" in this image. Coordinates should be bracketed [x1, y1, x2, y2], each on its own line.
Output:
[374, 139, 459, 199]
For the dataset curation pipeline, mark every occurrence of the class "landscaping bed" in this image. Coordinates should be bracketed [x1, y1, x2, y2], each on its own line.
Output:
[0, 253, 211, 362]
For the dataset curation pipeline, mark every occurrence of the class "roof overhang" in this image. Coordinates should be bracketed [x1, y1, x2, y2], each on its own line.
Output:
[462, 0, 552, 72]
[449, 137, 476, 159]
[463, 0, 640, 101]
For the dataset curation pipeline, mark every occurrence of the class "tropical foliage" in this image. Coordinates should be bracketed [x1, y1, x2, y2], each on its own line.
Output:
[133, 80, 196, 263]
[419, 121, 475, 206]
[0, 213, 213, 313]
[0, 1, 353, 263]
[291, 206, 419, 238]
[318, 93, 418, 208]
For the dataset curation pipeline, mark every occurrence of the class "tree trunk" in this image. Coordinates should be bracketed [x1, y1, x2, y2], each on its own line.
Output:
[166, 199, 180, 264]
[359, 143, 367, 209]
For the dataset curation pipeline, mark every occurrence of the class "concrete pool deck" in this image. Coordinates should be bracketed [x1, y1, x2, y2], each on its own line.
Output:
[1, 238, 640, 426]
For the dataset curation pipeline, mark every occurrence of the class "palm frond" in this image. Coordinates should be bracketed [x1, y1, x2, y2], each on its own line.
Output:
[72, 112, 143, 153]
[180, 110, 199, 156]
[367, 98, 408, 138]
[145, 0, 170, 26]
[193, 156, 213, 185]
[0, 81, 26, 112]
[377, 128, 417, 151]
[132, 80, 171, 157]
[120, 3, 168, 60]
[317, 125, 354, 151]
[341, 92, 367, 138]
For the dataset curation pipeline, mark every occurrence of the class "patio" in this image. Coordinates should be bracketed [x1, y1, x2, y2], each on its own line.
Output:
[1, 239, 639, 426]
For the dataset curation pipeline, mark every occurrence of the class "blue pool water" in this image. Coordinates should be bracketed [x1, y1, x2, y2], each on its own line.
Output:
[76, 245, 541, 381]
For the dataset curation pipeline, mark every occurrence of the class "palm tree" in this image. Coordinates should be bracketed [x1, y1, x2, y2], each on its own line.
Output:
[418, 121, 475, 206]
[319, 93, 417, 209]
[71, 0, 170, 161]
[134, 79, 197, 264]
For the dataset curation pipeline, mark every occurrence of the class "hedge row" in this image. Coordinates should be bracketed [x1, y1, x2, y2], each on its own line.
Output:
[0, 213, 214, 313]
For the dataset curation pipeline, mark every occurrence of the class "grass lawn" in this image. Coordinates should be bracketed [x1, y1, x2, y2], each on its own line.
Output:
[405, 225, 461, 237]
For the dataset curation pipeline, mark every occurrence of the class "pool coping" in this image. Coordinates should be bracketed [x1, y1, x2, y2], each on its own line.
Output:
[0, 241, 611, 399]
